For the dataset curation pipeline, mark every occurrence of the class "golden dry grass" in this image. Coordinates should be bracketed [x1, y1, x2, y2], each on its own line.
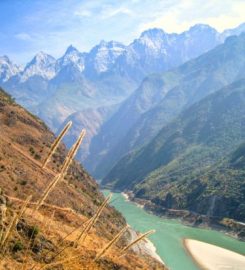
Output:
[42, 121, 72, 169]
[75, 193, 112, 244]
[35, 129, 86, 211]
[95, 225, 129, 261]
[0, 92, 166, 270]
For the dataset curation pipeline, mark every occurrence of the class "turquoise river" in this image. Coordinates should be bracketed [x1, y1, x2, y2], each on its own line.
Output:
[103, 191, 245, 270]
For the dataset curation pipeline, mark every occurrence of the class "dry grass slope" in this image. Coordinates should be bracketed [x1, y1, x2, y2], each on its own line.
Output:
[0, 88, 166, 270]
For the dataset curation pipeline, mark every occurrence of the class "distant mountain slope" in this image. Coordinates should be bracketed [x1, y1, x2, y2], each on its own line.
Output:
[62, 104, 118, 162]
[102, 79, 245, 222]
[89, 33, 245, 178]
[0, 56, 22, 82]
[85, 72, 179, 176]
[138, 141, 245, 221]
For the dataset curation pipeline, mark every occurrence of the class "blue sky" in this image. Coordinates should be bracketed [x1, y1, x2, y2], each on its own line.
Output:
[0, 0, 244, 64]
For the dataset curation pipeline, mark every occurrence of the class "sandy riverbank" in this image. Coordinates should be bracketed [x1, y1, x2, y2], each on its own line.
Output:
[184, 239, 245, 270]
[120, 193, 165, 265]
[128, 227, 165, 265]
[122, 192, 129, 201]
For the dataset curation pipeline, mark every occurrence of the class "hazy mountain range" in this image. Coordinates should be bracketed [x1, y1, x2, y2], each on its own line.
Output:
[0, 22, 245, 175]
[87, 32, 245, 178]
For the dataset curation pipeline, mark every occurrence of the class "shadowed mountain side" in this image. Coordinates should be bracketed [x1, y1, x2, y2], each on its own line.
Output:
[87, 33, 245, 179]
[102, 79, 245, 221]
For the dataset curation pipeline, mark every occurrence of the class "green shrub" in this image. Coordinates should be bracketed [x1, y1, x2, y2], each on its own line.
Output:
[28, 226, 39, 239]
[29, 147, 35, 155]
[20, 180, 27, 186]
[12, 241, 24, 252]
[0, 164, 5, 172]
[34, 153, 41, 160]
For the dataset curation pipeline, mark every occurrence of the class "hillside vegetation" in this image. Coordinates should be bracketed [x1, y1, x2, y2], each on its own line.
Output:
[103, 79, 245, 221]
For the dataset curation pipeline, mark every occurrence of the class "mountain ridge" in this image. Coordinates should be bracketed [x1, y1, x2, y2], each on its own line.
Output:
[2, 22, 244, 91]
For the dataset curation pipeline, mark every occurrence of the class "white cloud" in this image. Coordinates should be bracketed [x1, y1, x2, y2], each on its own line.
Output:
[100, 6, 133, 19]
[15, 33, 32, 41]
[138, 0, 245, 33]
[4, 0, 245, 64]
[74, 9, 92, 17]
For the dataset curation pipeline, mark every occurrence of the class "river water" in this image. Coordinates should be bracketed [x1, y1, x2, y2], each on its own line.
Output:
[103, 191, 245, 270]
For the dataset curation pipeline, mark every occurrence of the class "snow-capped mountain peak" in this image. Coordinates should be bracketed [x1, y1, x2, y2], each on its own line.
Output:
[0, 55, 11, 63]
[56, 45, 85, 73]
[136, 28, 172, 53]
[34, 51, 54, 61]
[221, 22, 245, 41]
[0, 55, 22, 82]
[140, 28, 166, 38]
[85, 40, 126, 74]
[2, 22, 245, 85]
[188, 23, 216, 32]
[65, 45, 79, 54]
[21, 52, 56, 82]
